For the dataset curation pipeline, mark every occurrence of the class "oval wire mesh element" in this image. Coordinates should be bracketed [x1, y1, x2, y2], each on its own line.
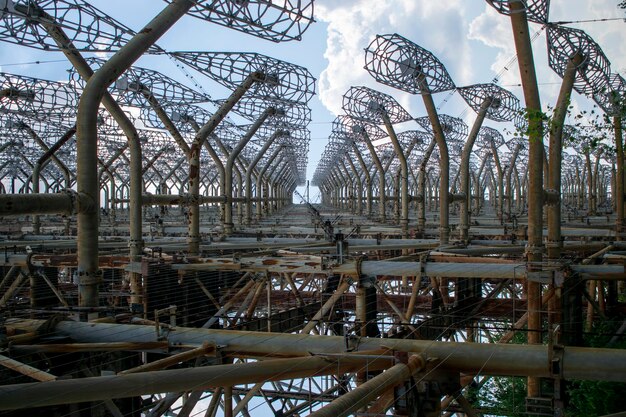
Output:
[170, 51, 316, 103]
[415, 114, 468, 141]
[69, 57, 211, 107]
[0, 0, 163, 52]
[96, 108, 136, 138]
[342, 85, 412, 124]
[457, 83, 520, 122]
[217, 96, 311, 126]
[485, 0, 550, 24]
[476, 126, 507, 152]
[546, 25, 611, 96]
[141, 103, 213, 133]
[364, 33, 455, 95]
[447, 137, 465, 158]
[0, 71, 79, 119]
[332, 114, 387, 141]
[165, 0, 314, 42]
[593, 73, 626, 117]
[279, 126, 309, 147]
[396, 130, 431, 149]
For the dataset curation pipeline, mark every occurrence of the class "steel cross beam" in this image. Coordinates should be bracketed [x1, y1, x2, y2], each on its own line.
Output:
[488, 0, 548, 397]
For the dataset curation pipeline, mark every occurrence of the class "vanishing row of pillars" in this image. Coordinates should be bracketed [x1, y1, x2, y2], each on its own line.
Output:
[0, 1, 308, 307]
[315, 4, 625, 405]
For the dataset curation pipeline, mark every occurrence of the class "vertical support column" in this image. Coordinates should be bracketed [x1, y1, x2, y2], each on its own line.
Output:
[508, 1, 544, 397]
[381, 113, 408, 236]
[75, 0, 193, 306]
[417, 138, 437, 236]
[459, 101, 491, 243]
[616, 116, 625, 239]
[361, 132, 386, 222]
[352, 143, 372, 217]
[547, 53, 583, 259]
[223, 108, 274, 235]
[223, 386, 233, 417]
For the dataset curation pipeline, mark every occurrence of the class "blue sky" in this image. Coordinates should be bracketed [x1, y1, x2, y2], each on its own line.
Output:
[1, 1, 624, 201]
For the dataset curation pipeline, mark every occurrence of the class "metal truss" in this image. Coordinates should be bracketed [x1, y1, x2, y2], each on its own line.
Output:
[457, 83, 520, 122]
[221, 96, 312, 127]
[476, 126, 507, 151]
[170, 51, 316, 103]
[3, 2, 626, 417]
[396, 129, 431, 149]
[364, 33, 456, 95]
[342, 85, 412, 124]
[485, 0, 550, 24]
[0, 0, 161, 52]
[415, 113, 468, 141]
[69, 57, 211, 106]
[165, 0, 314, 42]
[547, 24, 611, 96]
[0, 71, 79, 121]
[332, 114, 387, 141]
[593, 73, 626, 117]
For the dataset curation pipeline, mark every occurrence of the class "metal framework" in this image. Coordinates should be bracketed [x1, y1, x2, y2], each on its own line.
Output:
[0, 2, 625, 417]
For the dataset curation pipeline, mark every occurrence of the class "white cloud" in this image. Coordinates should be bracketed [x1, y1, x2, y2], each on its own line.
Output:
[466, 0, 625, 141]
[315, 0, 482, 118]
[315, 0, 624, 125]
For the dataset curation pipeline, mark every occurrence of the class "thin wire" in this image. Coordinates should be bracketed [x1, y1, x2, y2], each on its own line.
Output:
[0, 59, 68, 67]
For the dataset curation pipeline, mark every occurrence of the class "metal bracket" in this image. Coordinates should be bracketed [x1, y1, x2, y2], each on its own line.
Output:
[344, 334, 360, 352]
[549, 325, 564, 379]
[63, 188, 80, 215]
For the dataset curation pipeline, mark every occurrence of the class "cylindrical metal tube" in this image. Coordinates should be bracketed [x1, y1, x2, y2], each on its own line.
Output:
[309, 355, 425, 417]
[0, 355, 394, 411]
[7, 320, 626, 383]
[0, 193, 75, 215]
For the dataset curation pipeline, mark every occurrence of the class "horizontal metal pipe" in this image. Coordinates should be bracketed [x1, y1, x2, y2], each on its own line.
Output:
[7, 320, 626, 382]
[176, 257, 624, 279]
[0, 355, 394, 410]
[133, 194, 289, 206]
[0, 193, 83, 216]
[10, 342, 169, 354]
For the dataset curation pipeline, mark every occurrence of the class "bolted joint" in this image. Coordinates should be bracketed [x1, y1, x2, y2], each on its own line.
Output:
[128, 239, 143, 250]
[254, 71, 279, 86]
[63, 189, 85, 215]
[525, 244, 544, 258]
[411, 194, 425, 203]
[266, 106, 284, 119]
[181, 193, 199, 206]
[449, 192, 466, 203]
[543, 189, 560, 206]
[77, 269, 103, 286]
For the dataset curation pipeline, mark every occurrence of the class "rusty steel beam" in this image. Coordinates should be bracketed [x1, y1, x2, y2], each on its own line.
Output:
[6, 319, 626, 383]
[0, 355, 396, 411]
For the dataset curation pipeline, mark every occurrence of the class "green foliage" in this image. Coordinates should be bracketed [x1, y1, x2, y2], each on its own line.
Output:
[510, 103, 614, 151]
[566, 380, 625, 416]
[565, 317, 626, 416]
[476, 377, 528, 417]
[468, 330, 528, 416]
